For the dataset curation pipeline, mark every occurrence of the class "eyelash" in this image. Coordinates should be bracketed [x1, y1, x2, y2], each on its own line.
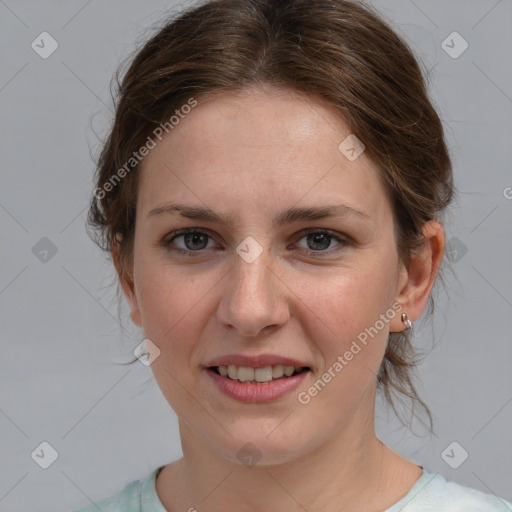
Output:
[161, 228, 350, 258]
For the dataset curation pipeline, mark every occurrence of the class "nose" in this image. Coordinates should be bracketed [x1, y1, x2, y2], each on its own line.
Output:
[217, 246, 290, 338]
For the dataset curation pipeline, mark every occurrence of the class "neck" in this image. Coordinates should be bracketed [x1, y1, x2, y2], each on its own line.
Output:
[156, 408, 421, 511]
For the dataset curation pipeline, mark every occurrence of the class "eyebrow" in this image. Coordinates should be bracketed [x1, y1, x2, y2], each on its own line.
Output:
[146, 203, 371, 227]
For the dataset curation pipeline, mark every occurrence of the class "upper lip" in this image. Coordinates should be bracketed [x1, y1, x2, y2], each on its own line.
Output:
[204, 353, 311, 369]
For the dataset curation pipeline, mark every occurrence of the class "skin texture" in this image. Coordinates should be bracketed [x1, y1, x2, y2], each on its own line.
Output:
[113, 84, 444, 511]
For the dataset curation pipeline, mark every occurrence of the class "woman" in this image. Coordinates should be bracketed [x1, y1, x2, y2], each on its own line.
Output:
[75, 0, 511, 510]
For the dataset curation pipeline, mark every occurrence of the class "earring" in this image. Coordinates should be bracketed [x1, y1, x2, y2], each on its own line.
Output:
[401, 313, 412, 330]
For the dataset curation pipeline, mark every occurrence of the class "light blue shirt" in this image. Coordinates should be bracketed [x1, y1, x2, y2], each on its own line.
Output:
[72, 466, 512, 511]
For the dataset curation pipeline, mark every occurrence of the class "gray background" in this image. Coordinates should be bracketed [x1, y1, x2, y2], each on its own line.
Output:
[1, 0, 511, 511]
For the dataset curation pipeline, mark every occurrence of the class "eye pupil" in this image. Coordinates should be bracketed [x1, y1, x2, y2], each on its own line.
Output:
[185, 232, 208, 250]
[308, 232, 330, 251]
[165, 228, 344, 257]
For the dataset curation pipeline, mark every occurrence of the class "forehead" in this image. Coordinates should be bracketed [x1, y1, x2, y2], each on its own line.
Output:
[137, 85, 391, 225]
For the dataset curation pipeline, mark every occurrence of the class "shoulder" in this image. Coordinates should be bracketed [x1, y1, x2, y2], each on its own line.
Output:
[71, 480, 142, 512]
[70, 467, 164, 512]
[388, 470, 512, 511]
[436, 475, 512, 511]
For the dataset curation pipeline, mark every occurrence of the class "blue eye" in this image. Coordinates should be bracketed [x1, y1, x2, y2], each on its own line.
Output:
[162, 228, 349, 257]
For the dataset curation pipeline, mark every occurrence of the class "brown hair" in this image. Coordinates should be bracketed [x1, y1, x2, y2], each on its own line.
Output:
[87, 0, 454, 432]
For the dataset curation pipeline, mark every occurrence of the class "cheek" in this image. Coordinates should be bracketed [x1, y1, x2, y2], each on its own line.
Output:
[296, 264, 394, 372]
[291, 278, 392, 425]
[136, 267, 209, 409]
[133, 253, 203, 351]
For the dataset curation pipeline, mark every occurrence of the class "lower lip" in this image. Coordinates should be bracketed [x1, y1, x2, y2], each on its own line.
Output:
[205, 368, 310, 403]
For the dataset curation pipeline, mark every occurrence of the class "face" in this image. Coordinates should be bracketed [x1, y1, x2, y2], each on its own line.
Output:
[121, 85, 411, 466]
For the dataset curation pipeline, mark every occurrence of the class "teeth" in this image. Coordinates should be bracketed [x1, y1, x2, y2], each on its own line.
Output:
[272, 365, 284, 378]
[283, 365, 294, 377]
[215, 364, 305, 382]
[237, 366, 254, 382]
[227, 364, 238, 380]
[254, 367, 273, 382]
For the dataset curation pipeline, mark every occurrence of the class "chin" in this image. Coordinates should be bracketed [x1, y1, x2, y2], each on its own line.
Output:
[212, 428, 312, 469]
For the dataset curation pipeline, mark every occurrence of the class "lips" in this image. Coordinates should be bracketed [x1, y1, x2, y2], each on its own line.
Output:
[205, 365, 310, 402]
[203, 353, 312, 402]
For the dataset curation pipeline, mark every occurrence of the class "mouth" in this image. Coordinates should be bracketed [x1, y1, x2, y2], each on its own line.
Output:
[207, 364, 310, 384]
[205, 359, 312, 402]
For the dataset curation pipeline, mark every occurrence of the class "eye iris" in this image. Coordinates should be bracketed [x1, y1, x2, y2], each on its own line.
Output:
[184, 232, 208, 250]
[174, 230, 337, 253]
[308, 232, 330, 251]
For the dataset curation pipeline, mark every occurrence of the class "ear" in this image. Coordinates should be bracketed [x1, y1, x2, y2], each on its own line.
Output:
[389, 220, 445, 332]
[111, 236, 143, 327]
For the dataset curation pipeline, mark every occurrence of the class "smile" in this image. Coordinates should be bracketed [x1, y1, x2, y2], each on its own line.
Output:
[205, 365, 311, 403]
[211, 364, 307, 383]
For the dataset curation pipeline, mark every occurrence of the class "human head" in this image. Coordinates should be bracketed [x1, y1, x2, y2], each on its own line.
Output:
[87, 0, 454, 434]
